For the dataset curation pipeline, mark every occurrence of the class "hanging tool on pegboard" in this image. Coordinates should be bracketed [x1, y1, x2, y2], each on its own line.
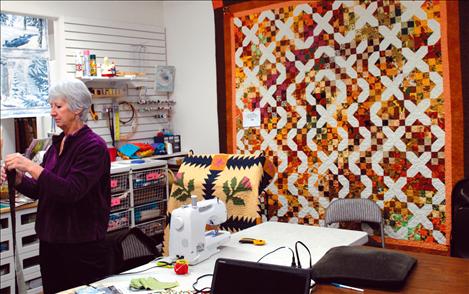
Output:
[106, 106, 115, 147]
[113, 101, 120, 142]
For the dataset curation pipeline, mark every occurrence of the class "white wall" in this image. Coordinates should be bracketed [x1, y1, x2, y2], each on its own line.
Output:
[0, 1, 164, 26]
[163, 1, 220, 154]
[0, 1, 220, 156]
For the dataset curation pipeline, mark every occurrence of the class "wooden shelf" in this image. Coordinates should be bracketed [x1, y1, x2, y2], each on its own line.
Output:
[80, 76, 128, 82]
[92, 94, 124, 99]
[79, 76, 152, 83]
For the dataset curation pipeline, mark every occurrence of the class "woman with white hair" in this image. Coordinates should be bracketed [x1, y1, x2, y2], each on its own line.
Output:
[1, 79, 111, 293]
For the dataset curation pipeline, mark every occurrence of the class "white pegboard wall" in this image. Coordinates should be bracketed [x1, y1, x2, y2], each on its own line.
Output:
[62, 16, 172, 145]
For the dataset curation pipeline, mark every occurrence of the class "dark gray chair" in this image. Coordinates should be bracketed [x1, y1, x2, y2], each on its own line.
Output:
[106, 227, 161, 274]
[325, 199, 385, 248]
[451, 178, 469, 258]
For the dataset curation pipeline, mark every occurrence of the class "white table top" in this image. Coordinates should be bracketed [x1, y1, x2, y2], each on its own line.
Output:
[74, 222, 368, 293]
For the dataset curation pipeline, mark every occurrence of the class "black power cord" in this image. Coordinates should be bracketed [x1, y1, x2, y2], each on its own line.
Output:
[295, 240, 312, 269]
[294, 241, 316, 291]
[192, 273, 213, 293]
[118, 101, 136, 124]
[256, 246, 297, 267]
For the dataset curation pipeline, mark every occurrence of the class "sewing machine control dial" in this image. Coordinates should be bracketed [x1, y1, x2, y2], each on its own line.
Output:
[172, 216, 184, 230]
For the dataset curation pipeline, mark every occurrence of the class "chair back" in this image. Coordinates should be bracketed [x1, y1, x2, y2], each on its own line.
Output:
[451, 178, 469, 258]
[325, 198, 385, 248]
[106, 227, 161, 274]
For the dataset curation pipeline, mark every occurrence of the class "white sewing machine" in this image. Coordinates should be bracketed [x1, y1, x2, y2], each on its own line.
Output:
[169, 196, 231, 265]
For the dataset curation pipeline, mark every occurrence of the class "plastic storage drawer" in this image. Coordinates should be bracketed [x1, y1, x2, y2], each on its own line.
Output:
[110, 172, 129, 194]
[16, 208, 37, 233]
[17, 229, 39, 254]
[132, 166, 166, 189]
[133, 183, 166, 206]
[110, 161, 131, 194]
[0, 233, 13, 259]
[135, 218, 166, 237]
[107, 210, 131, 232]
[0, 213, 12, 238]
[0, 255, 14, 283]
[20, 249, 40, 277]
[24, 270, 43, 294]
[0, 277, 15, 294]
[131, 160, 167, 206]
[134, 201, 167, 225]
[110, 190, 131, 212]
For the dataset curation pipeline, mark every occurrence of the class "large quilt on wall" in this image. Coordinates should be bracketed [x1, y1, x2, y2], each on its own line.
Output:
[232, 0, 447, 250]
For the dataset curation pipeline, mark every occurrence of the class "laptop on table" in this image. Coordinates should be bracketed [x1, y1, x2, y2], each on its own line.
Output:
[211, 258, 313, 294]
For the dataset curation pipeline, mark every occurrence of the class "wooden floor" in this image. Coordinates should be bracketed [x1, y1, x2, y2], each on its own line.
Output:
[314, 247, 469, 293]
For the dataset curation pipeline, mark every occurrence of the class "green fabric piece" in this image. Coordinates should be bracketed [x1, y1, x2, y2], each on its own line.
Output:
[130, 277, 179, 290]
[130, 278, 143, 290]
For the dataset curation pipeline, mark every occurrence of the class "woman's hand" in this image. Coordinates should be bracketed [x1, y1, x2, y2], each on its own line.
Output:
[0, 165, 6, 185]
[5, 153, 33, 173]
[5, 153, 43, 182]
[1, 161, 23, 186]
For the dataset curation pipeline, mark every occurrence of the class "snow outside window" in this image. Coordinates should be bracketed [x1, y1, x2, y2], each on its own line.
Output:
[1, 12, 50, 119]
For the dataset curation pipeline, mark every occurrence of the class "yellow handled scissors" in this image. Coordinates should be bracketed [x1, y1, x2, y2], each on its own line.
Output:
[239, 237, 266, 246]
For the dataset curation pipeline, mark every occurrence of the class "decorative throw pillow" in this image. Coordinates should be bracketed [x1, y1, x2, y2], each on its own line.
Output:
[163, 153, 275, 255]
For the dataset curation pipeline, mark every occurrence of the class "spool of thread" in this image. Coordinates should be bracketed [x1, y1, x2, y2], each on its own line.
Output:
[108, 147, 117, 162]
[165, 142, 173, 155]
[83, 50, 90, 77]
[90, 54, 97, 76]
[174, 259, 188, 275]
[75, 50, 83, 78]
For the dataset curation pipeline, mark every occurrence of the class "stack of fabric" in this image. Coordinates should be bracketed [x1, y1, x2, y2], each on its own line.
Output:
[117, 143, 155, 159]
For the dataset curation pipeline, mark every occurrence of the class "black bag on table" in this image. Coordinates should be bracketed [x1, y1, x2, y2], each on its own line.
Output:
[310, 246, 417, 290]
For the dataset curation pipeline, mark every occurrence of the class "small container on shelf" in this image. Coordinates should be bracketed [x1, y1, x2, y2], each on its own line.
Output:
[102, 56, 115, 77]
[97, 63, 102, 77]
[75, 50, 83, 78]
[90, 54, 97, 76]
[163, 135, 181, 153]
[83, 50, 90, 77]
